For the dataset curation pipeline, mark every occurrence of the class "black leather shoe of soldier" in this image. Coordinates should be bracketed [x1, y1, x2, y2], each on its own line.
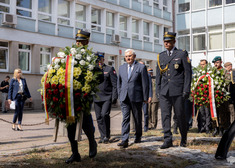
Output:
[160, 142, 173, 149]
[117, 141, 128, 148]
[89, 140, 97, 158]
[98, 138, 103, 143]
[134, 138, 141, 143]
[180, 142, 187, 147]
[103, 137, 109, 144]
[65, 153, 81, 164]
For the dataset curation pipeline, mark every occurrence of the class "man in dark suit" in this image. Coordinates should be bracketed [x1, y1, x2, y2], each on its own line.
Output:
[66, 29, 102, 164]
[156, 32, 192, 149]
[117, 49, 149, 148]
[94, 52, 118, 144]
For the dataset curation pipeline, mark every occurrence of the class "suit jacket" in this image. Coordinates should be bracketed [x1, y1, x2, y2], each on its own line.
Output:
[156, 48, 192, 97]
[118, 61, 149, 102]
[8, 78, 31, 100]
[94, 64, 118, 102]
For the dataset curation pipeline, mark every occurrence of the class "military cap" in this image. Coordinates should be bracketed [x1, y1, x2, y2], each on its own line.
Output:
[95, 52, 105, 58]
[148, 68, 153, 72]
[163, 32, 176, 41]
[212, 56, 222, 63]
[75, 29, 90, 40]
[224, 62, 232, 67]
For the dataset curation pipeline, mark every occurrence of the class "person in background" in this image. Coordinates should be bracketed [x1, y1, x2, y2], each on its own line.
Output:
[148, 68, 159, 130]
[0, 76, 10, 113]
[139, 61, 152, 132]
[117, 49, 149, 148]
[94, 52, 118, 144]
[8, 69, 32, 131]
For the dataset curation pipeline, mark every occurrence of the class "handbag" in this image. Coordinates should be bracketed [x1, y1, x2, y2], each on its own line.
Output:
[10, 101, 15, 110]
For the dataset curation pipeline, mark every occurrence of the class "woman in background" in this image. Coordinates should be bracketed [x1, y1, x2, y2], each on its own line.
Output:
[8, 69, 32, 131]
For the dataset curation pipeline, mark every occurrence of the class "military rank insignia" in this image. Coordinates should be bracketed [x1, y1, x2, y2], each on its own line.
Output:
[174, 63, 179, 69]
[187, 56, 191, 63]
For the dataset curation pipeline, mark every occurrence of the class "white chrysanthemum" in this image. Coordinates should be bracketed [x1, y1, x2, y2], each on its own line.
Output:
[217, 85, 220, 89]
[222, 88, 225, 92]
[202, 78, 205, 81]
[224, 83, 226, 87]
[54, 64, 60, 70]
[217, 71, 220, 74]
[211, 74, 215, 78]
[47, 64, 52, 70]
[202, 71, 205, 74]
[226, 92, 230, 95]
[74, 60, 78, 65]
[79, 60, 86, 65]
[70, 48, 77, 55]
[87, 56, 91, 62]
[208, 71, 212, 74]
[75, 54, 82, 60]
[88, 64, 94, 70]
[81, 49, 85, 54]
[91, 53, 95, 58]
[199, 69, 202, 72]
[57, 52, 65, 58]
[216, 76, 219, 79]
[54, 58, 60, 64]
[214, 81, 218, 85]
[61, 59, 66, 64]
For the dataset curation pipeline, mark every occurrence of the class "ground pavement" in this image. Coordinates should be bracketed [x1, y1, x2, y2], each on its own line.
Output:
[0, 108, 235, 167]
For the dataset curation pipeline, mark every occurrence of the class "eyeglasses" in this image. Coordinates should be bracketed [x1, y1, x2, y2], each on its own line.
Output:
[125, 54, 133, 58]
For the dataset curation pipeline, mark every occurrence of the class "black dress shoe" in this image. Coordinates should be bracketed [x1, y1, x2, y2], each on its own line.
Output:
[134, 138, 141, 143]
[98, 139, 103, 143]
[103, 137, 109, 144]
[160, 142, 173, 149]
[180, 142, 187, 147]
[65, 153, 81, 164]
[117, 141, 128, 148]
[89, 140, 97, 158]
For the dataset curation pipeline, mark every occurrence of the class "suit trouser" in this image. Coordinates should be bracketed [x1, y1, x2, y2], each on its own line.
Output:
[160, 94, 187, 144]
[199, 106, 211, 131]
[229, 103, 235, 123]
[143, 102, 148, 131]
[148, 102, 159, 129]
[121, 96, 142, 142]
[67, 113, 95, 155]
[1, 92, 8, 112]
[94, 100, 112, 139]
[13, 94, 25, 125]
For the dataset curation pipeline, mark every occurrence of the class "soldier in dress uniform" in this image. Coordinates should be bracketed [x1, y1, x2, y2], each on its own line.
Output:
[212, 56, 231, 136]
[65, 29, 103, 164]
[94, 52, 118, 143]
[156, 32, 192, 149]
[148, 68, 159, 130]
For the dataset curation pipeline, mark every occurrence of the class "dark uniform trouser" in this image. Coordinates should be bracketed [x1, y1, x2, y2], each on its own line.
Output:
[199, 106, 211, 131]
[216, 102, 231, 130]
[148, 102, 159, 129]
[67, 113, 95, 155]
[160, 94, 187, 144]
[94, 100, 112, 139]
[121, 96, 142, 142]
[229, 103, 235, 123]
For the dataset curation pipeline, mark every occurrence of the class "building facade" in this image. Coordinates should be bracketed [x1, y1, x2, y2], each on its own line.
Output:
[176, 0, 235, 67]
[0, 0, 173, 109]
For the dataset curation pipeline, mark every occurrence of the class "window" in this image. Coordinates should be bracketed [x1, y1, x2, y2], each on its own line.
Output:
[132, 19, 139, 39]
[178, 0, 190, 12]
[153, 0, 159, 8]
[154, 24, 159, 44]
[208, 25, 222, 50]
[143, 21, 150, 41]
[106, 12, 114, 35]
[226, 0, 235, 4]
[38, 0, 52, 21]
[119, 15, 127, 37]
[18, 44, 31, 72]
[108, 56, 115, 67]
[209, 0, 222, 7]
[0, 41, 8, 70]
[163, 0, 168, 11]
[143, 0, 149, 5]
[57, 0, 70, 25]
[91, 8, 101, 32]
[75, 4, 86, 29]
[16, 0, 32, 17]
[164, 27, 169, 33]
[192, 0, 205, 10]
[225, 23, 235, 48]
[40, 47, 51, 74]
[0, 0, 10, 13]
[193, 28, 206, 51]
[178, 30, 190, 52]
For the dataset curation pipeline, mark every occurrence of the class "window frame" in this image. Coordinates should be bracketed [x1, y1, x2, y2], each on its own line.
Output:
[40, 47, 51, 74]
[0, 1, 10, 13]
[57, 0, 71, 26]
[192, 28, 206, 52]
[38, 0, 52, 22]
[225, 23, 235, 49]
[75, 3, 86, 29]
[208, 0, 222, 8]
[163, 0, 168, 11]
[132, 18, 139, 40]
[119, 15, 128, 38]
[0, 41, 9, 72]
[153, 0, 159, 8]
[154, 24, 160, 44]
[143, 21, 150, 42]
[106, 11, 115, 35]
[91, 7, 102, 32]
[16, 0, 32, 18]
[208, 26, 222, 51]
[18, 44, 31, 73]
